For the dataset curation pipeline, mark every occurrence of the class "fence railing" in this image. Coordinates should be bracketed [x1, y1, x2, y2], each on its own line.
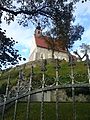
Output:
[0, 55, 90, 120]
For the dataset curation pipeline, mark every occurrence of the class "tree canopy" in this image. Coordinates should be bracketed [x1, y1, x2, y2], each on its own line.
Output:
[43, 1, 84, 53]
[0, 28, 26, 69]
[0, 0, 88, 68]
[0, 0, 88, 26]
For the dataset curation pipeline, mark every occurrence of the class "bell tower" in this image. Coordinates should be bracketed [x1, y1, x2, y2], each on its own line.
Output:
[35, 23, 42, 37]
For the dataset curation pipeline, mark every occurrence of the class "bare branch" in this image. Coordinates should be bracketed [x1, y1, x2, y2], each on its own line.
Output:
[0, 4, 51, 17]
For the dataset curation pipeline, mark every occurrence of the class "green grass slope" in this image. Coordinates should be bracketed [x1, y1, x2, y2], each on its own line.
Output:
[0, 102, 90, 120]
[0, 60, 89, 94]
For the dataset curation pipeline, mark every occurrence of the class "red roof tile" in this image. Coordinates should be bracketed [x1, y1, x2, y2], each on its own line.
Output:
[35, 35, 67, 53]
[35, 36, 48, 48]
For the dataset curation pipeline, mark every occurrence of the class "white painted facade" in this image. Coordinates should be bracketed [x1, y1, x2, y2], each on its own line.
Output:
[29, 47, 69, 61]
[29, 27, 69, 62]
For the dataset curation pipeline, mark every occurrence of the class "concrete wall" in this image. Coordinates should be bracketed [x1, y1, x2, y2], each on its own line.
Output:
[30, 90, 68, 102]
[31, 91, 51, 102]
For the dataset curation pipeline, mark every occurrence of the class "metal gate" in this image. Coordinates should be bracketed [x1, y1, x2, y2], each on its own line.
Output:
[0, 55, 90, 120]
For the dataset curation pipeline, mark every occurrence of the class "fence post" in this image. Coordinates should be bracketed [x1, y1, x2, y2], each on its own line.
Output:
[41, 71, 45, 120]
[26, 65, 33, 120]
[55, 59, 60, 120]
[85, 53, 90, 84]
[2, 73, 10, 120]
[69, 52, 76, 120]
[40, 58, 47, 120]
[13, 69, 23, 120]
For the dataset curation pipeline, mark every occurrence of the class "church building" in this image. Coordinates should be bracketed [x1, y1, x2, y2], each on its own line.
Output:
[29, 24, 69, 61]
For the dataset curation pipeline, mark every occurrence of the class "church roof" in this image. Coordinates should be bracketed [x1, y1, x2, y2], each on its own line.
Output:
[34, 35, 67, 53]
[35, 36, 48, 48]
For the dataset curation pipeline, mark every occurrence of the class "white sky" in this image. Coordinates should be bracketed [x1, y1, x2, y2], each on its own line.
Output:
[1, 1, 90, 65]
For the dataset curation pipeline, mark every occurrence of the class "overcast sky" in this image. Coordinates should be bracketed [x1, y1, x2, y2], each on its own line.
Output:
[1, 1, 90, 65]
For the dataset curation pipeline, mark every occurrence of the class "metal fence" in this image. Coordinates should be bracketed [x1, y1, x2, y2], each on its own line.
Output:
[0, 54, 90, 120]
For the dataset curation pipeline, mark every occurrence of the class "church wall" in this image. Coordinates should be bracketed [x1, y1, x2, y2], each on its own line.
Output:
[29, 48, 37, 61]
[54, 51, 69, 61]
[36, 47, 52, 60]
[35, 47, 69, 61]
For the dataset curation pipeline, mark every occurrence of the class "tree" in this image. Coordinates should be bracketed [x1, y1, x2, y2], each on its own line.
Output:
[80, 43, 90, 54]
[0, 0, 88, 26]
[44, 1, 84, 58]
[74, 43, 90, 61]
[0, 0, 86, 67]
[0, 28, 25, 69]
[43, 28, 66, 59]
[81, 0, 90, 3]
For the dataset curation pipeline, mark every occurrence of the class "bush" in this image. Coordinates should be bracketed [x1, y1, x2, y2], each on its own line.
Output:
[0, 82, 7, 94]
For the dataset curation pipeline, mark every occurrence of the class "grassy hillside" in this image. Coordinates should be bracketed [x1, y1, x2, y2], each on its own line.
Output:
[0, 60, 89, 94]
[0, 102, 90, 120]
[0, 60, 90, 120]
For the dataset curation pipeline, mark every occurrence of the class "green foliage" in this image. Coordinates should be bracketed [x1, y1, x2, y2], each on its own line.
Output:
[66, 87, 90, 97]
[44, 2, 84, 51]
[0, 28, 26, 69]
[0, 82, 7, 94]
[0, 60, 89, 87]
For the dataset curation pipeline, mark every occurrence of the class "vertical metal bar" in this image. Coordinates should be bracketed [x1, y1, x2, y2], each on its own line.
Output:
[87, 65, 90, 84]
[41, 72, 45, 120]
[70, 56, 76, 120]
[86, 53, 90, 84]
[55, 59, 59, 120]
[2, 95, 6, 120]
[13, 97, 18, 120]
[40, 58, 46, 120]
[13, 71, 21, 120]
[72, 87, 76, 120]
[2, 74, 10, 120]
[26, 66, 33, 120]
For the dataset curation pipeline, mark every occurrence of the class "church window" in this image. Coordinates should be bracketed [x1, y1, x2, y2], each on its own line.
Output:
[40, 54, 43, 59]
[40, 53, 45, 59]
[38, 31, 40, 34]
